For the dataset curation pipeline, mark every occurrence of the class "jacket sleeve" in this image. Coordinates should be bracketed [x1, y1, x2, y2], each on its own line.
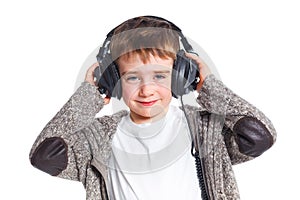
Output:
[196, 74, 276, 164]
[29, 82, 104, 180]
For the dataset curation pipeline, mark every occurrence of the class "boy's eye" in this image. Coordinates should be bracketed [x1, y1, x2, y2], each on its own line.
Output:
[125, 76, 140, 83]
[154, 74, 166, 80]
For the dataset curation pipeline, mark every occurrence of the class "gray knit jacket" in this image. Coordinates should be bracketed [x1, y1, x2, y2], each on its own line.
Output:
[29, 74, 276, 200]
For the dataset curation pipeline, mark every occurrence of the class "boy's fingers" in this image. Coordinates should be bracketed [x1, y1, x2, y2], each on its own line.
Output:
[88, 62, 99, 74]
[185, 52, 204, 66]
[85, 62, 99, 85]
[103, 97, 111, 105]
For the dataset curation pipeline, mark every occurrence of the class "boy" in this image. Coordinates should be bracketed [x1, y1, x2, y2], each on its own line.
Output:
[30, 16, 276, 200]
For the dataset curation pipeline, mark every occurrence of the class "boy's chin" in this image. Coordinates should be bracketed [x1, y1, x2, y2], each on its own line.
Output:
[130, 106, 169, 124]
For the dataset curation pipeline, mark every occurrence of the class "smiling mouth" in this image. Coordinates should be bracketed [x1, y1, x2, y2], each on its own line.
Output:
[137, 100, 158, 106]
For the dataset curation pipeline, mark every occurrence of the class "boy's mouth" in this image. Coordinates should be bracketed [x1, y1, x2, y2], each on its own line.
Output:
[137, 100, 158, 106]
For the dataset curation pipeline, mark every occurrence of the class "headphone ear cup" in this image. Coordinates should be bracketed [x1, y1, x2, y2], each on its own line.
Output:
[95, 54, 122, 99]
[172, 50, 199, 98]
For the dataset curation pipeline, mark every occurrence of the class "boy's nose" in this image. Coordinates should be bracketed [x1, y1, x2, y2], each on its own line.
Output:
[138, 82, 155, 97]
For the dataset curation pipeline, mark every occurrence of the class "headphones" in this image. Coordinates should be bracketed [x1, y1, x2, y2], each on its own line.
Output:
[94, 16, 200, 99]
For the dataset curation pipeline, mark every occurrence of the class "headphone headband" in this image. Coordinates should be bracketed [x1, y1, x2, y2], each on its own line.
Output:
[106, 16, 182, 38]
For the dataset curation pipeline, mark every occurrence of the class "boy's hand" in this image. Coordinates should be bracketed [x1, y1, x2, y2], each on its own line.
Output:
[85, 63, 111, 105]
[185, 53, 211, 91]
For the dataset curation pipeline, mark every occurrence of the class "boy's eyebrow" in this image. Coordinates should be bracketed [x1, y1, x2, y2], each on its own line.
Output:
[153, 70, 171, 74]
[121, 70, 171, 76]
[121, 71, 138, 76]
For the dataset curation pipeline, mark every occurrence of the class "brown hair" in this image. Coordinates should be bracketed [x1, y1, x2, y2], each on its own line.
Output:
[109, 16, 180, 63]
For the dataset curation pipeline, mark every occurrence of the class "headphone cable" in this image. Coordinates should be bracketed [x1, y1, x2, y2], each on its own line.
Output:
[180, 96, 209, 200]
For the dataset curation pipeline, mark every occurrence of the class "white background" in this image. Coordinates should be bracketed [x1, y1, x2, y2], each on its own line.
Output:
[1, 0, 299, 199]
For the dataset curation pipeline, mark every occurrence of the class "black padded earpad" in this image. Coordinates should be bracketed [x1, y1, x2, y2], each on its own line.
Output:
[94, 54, 122, 99]
[172, 50, 199, 98]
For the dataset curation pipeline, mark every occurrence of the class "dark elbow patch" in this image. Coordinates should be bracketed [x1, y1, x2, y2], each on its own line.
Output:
[30, 137, 68, 176]
[233, 117, 273, 157]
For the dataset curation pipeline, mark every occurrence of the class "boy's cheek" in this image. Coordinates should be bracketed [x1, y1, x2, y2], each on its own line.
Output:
[157, 82, 171, 91]
[122, 87, 136, 104]
[122, 91, 130, 104]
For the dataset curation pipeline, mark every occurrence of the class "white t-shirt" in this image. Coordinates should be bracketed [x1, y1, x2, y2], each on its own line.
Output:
[107, 105, 201, 200]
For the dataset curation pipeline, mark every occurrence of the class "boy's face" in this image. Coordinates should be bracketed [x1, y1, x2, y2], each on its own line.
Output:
[118, 54, 173, 124]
